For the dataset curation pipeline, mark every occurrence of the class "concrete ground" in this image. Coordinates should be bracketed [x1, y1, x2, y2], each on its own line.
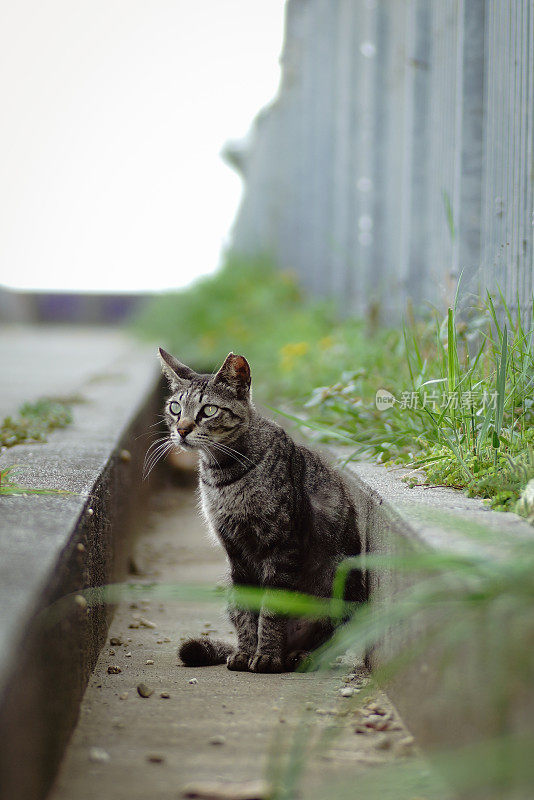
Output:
[49, 474, 447, 800]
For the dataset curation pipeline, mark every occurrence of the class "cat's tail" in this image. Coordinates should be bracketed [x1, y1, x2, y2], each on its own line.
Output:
[178, 637, 234, 667]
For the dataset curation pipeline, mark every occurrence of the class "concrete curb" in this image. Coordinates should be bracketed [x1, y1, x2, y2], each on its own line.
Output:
[0, 331, 162, 800]
[334, 454, 534, 753]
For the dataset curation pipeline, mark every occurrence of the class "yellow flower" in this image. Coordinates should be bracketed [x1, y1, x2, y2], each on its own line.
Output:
[279, 341, 310, 372]
[319, 336, 334, 351]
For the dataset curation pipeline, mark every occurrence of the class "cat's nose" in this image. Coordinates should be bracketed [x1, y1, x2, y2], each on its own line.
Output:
[177, 420, 195, 439]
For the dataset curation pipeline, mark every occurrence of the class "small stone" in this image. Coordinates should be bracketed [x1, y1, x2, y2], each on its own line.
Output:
[89, 747, 110, 763]
[138, 617, 156, 628]
[107, 665, 121, 674]
[146, 659, 155, 665]
[395, 736, 415, 757]
[209, 735, 226, 746]
[74, 595, 87, 609]
[128, 622, 140, 629]
[137, 683, 154, 698]
[181, 779, 271, 800]
[87, 508, 94, 516]
[119, 449, 131, 462]
[119, 692, 129, 700]
[305, 701, 314, 711]
[147, 754, 165, 763]
[188, 678, 198, 685]
[340, 687, 354, 697]
[156, 640, 164, 644]
[163, 637, 171, 643]
[109, 649, 116, 657]
[125, 652, 132, 657]
[367, 702, 386, 715]
[110, 637, 123, 646]
[354, 725, 368, 735]
[76, 543, 85, 552]
[160, 691, 170, 699]
[374, 733, 392, 750]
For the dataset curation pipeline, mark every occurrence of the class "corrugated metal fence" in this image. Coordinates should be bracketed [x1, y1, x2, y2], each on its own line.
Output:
[228, 0, 534, 320]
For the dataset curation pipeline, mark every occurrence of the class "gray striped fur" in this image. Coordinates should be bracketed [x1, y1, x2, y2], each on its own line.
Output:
[159, 349, 364, 673]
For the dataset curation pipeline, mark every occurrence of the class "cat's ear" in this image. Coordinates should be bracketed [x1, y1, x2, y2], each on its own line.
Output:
[213, 353, 251, 396]
[158, 347, 196, 387]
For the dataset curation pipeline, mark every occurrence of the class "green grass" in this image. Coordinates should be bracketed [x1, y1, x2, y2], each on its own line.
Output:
[0, 397, 74, 449]
[0, 465, 73, 496]
[134, 256, 533, 518]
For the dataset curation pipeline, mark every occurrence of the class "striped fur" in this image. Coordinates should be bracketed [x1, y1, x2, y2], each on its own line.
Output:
[158, 349, 364, 673]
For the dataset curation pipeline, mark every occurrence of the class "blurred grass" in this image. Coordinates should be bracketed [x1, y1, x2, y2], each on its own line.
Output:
[132, 255, 406, 403]
[133, 256, 533, 517]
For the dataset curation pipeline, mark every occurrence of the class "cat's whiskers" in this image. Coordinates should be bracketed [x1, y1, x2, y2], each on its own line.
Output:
[208, 440, 256, 468]
[199, 444, 222, 471]
[143, 436, 173, 479]
[198, 437, 254, 471]
[143, 441, 173, 480]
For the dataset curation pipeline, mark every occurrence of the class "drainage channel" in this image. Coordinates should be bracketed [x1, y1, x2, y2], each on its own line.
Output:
[49, 473, 450, 800]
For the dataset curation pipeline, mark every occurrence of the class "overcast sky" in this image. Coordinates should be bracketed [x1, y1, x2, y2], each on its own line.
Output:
[0, 1, 286, 292]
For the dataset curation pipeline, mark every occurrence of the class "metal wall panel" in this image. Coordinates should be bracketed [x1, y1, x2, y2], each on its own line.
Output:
[228, 0, 534, 322]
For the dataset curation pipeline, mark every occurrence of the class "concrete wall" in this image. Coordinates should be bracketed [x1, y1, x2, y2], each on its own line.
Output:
[228, 0, 534, 320]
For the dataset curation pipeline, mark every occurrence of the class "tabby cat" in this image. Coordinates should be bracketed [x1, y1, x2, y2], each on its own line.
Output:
[158, 348, 364, 673]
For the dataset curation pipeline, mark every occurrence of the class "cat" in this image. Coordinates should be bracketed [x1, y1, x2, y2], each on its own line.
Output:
[157, 348, 365, 673]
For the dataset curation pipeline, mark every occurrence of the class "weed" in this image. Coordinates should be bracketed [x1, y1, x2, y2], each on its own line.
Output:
[0, 397, 74, 449]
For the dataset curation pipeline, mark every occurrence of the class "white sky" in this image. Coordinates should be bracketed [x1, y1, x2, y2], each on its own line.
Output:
[0, 1, 286, 292]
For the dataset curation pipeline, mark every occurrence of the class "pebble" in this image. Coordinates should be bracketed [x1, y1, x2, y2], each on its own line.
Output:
[119, 449, 131, 462]
[395, 736, 415, 757]
[138, 617, 156, 628]
[74, 595, 87, 609]
[181, 779, 271, 800]
[147, 754, 165, 763]
[340, 687, 355, 697]
[125, 652, 132, 658]
[87, 508, 94, 516]
[76, 543, 85, 552]
[110, 637, 123, 646]
[109, 649, 115, 657]
[374, 733, 392, 750]
[188, 678, 198, 685]
[128, 622, 140, 629]
[163, 637, 171, 642]
[107, 666, 121, 674]
[366, 702, 386, 715]
[305, 702, 314, 711]
[89, 747, 110, 763]
[137, 683, 154, 698]
[209, 735, 226, 746]
[160, 691, 171, 699]
[146, 659, 155, 665]
[119, 692, 129, 700]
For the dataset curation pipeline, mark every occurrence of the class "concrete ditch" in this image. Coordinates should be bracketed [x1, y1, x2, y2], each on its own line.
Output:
[1, 327, 532, 798]
[0, 327, 162, 800]
[339, 457, 534, 760]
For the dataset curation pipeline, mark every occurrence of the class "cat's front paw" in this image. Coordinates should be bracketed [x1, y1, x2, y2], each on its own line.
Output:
[227, 650, 253, 671]
[248, 654, 284, 673]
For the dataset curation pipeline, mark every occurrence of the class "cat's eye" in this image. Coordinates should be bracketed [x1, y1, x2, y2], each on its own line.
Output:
[202, 405, 218, 417]
[169, 401, 181, 416]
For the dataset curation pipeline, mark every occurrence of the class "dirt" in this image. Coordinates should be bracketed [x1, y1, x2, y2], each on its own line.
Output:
[49, 477, 447, 800]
